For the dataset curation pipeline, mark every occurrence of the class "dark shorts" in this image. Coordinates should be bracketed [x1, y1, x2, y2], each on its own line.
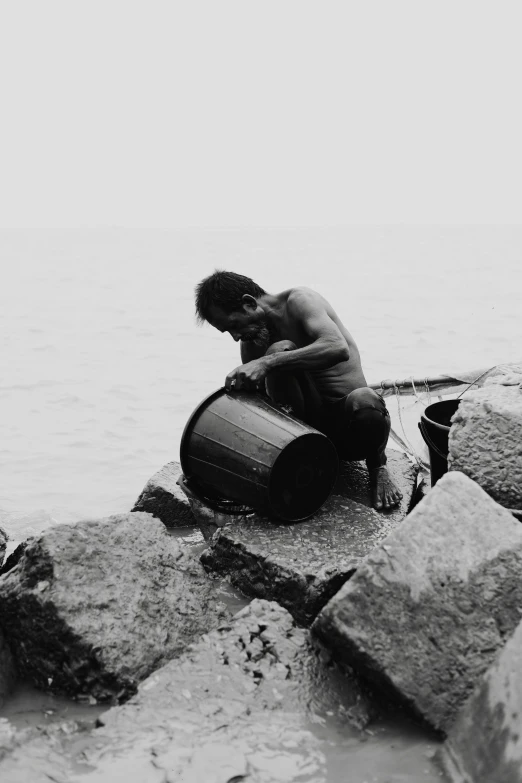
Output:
[318, 387, 390, 464]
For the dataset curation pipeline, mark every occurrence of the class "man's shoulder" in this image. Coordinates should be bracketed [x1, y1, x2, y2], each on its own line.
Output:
[285, 286, 327, 312]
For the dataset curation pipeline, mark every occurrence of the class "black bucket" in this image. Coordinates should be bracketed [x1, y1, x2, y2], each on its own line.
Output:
[180, 388, 339, 521]
[418, 399, 461, 486]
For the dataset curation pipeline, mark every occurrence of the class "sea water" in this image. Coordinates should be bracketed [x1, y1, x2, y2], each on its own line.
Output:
[1, 225, 521, 780]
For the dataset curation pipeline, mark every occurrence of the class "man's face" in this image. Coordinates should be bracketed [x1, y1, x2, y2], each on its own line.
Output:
[207, 304, 271, 348]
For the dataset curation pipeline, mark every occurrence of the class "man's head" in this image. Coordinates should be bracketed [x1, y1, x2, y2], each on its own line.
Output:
[195, 270, 270, 346]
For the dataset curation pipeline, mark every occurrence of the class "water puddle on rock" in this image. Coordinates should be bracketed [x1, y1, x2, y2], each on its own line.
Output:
[311, 711, 446, 782]
[0, 682, 105, 733]
[0, 682, 448, 781]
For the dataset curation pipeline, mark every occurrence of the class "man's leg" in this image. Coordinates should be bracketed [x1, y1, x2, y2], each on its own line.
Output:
[263, 340, 324, 429]
[328, 388, 403, 511]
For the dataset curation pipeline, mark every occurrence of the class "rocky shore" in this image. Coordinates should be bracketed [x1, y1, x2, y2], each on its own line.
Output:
[1, 378, 522, 781]
[0, 513, 228, 703]
[200, 451, 418, 625]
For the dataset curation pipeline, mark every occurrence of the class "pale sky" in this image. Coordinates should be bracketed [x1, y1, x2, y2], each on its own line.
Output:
[1, 1, 521, 228]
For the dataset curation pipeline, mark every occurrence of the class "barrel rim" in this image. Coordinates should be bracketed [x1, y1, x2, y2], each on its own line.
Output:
[420, 398, 461, 432]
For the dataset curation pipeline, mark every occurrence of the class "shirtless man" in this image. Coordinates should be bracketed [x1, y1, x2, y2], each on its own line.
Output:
[195, 270, 402, 511]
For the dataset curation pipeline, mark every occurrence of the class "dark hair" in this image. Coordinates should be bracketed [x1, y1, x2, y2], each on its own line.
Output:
[195, 270, 266, 323]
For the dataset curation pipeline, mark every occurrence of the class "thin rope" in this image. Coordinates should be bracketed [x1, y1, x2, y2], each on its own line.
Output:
[424, 378, 432, 406]
[457, 365, 498, 399]
[410, 376, 421, 403]
[393, 380, 425, 469]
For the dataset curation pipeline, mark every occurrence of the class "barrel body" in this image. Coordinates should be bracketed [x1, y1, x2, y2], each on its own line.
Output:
[419, 399, 461, 486]
[180, 389, 339, 521]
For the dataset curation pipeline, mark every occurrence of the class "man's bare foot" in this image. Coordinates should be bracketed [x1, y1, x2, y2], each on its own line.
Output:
[369, 466, 403, 511]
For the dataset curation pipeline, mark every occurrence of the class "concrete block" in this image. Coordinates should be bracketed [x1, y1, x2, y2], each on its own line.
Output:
[442, 618, 522, 783]
[313, 471, 522, 732]
[132, 460, 194, 527]
[0, 512, 228, 702]
[201, 451, 418, 625]
[449, 385, 522, 512]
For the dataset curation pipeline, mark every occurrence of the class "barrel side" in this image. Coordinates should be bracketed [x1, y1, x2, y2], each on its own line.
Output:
[180, 390, 314, 509]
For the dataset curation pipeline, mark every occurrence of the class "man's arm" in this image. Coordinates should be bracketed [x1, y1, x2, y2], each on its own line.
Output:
[226, 290, 349, 391]
[264, 290, 349, 372]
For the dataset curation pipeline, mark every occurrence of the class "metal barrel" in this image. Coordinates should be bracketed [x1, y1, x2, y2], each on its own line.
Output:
[180, 388, 339, 521]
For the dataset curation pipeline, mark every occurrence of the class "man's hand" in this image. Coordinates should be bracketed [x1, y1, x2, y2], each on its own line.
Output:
[225, 358, 270, 392]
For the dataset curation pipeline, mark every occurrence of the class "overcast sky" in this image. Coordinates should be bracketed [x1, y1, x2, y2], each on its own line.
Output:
[1, 1, 521, 228]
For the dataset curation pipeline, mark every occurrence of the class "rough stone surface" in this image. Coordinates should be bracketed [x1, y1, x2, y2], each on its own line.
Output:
[0, 628, 17, 708]
[441, 617, 522, 783]
[182, 492, 235, 543]
[0, 720, 33, 767]
[0, 526, 7, 569]
[0, 601, 373, 782]
[99, 598, 373, 728]
[0, 512, 228, 702]
[0, 712, 326, 783]
[200, 451, 418, 625]
[0, 722, 96, 783]
[312, 471, 522, 733]
[449, 384, 522, 512]
[131, 460, 194, 527]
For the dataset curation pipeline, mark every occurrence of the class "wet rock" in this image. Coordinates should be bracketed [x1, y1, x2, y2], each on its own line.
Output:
[449, 384, 522, 512]
[0, 710, 327, 783]
[313, 471, 522, 733]
[441, 616, 522, 783]
[89, 709, 326, 783]
[0, 526, 6, 568]
[98, 598, 373, 728]
[334, 450, 418, 514]
[0, 601, 370, 782]
[410, 472, 430, 509]
[0, 722, 92, 783]
[200, 451, 418, 625]
[131, 460, 193, 527]
[177, 484, 236, 543]
[0, 720, 30, 766]
[0, 512, 228, 702]
[0, 628, 17, 708]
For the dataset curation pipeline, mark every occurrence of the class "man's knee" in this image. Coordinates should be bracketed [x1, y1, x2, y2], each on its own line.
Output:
[335, 389, 390, 463]
[265, 340, 297, 356]
[345, 387, 388, 417]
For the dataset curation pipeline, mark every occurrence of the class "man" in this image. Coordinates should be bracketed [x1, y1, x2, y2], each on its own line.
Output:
[195, 270, 402, 511]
